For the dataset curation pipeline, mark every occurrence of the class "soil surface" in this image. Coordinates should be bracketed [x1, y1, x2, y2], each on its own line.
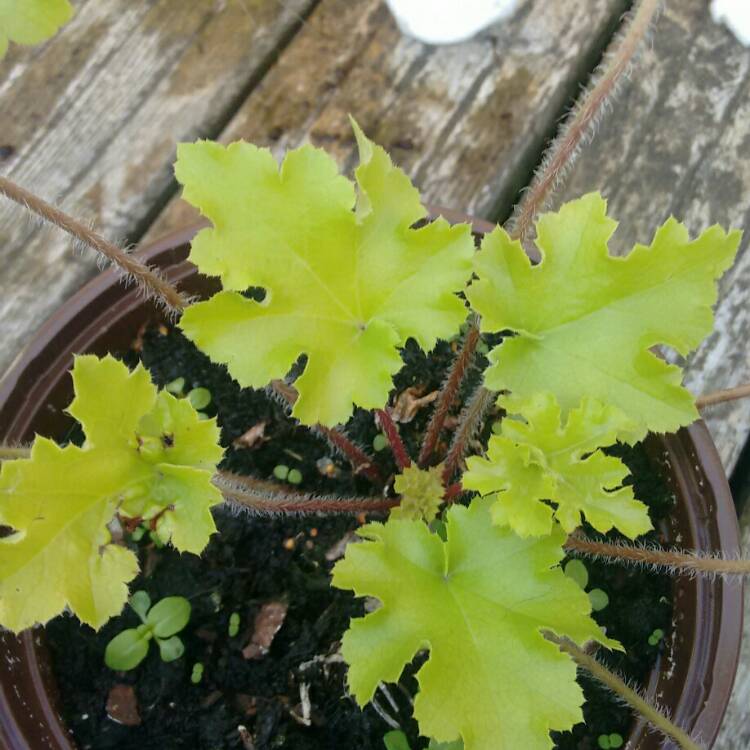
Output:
[47, 325, 673, 750]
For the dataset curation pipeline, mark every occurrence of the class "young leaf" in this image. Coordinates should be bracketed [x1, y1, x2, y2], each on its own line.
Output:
[463, 393, 652, 539]
[466, 193, 741, 439]
[176, 121, 474, 426]
[104, 629, 150, 671]
[0, 355, 223, 632]
[332, 497, 617, 750]
[129, 590, 152, 622]
[391, 465, 444, 522]
[147, 596, 191, 638]
[0, 0, 73, 58]
[156, 635, 185, 663]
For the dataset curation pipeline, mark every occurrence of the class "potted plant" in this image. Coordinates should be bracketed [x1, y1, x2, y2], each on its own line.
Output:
[0, 1, 746, 748]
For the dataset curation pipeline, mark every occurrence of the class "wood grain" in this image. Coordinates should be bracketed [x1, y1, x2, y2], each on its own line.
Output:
[144, 0, 630, 242]
[0, 0, 315, 373]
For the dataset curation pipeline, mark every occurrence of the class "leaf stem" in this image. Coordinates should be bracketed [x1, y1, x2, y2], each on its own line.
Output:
[214, 471, 396, 515]
[418, 319, 481, 467]
[508, 0, 661, 243]
[268, 380, 383, 484]
[696, 382, 750, 409]
[0, 445, 30, 461]
[375, 409, 412, 471]
[0, 175, 189, 314]
[545, 633, 701, 750]
[566, 534, 750, 576]
[442, 385, 496, 482]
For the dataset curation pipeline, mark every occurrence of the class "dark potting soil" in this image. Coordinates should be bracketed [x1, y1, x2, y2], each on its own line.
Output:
[46, 325, 673, 750]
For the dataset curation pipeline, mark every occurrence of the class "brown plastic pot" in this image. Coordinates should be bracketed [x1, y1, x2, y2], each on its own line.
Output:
[0, 218, 743, 749]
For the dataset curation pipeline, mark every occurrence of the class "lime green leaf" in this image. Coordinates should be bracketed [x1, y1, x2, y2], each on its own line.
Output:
[129, 590, 152, 622]
[0, 0, 73, 58]
[466, 193, 741, 439]
[157, 634, 185, 662]
[146, 596, 191, 638]
[0, 355, 223, 632]
[332, 497, 617, 750]
[176, 123, 474, 426]
[463, 393, 652, 538]
[384, 730, 412, 750]
[104, 628, 150, 671]
[391, 465, 444, 522]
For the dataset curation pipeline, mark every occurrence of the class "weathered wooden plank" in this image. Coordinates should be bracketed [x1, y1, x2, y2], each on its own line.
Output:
[144, 0, 630, 243]
[547, 4, 750, 746]
[0, 0, 315, 373]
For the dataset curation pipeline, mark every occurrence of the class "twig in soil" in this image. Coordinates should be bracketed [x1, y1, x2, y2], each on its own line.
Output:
[545, 633, 702, 750]
[419, 319, 481, 467]
[0, 176, 189, 315]
[215, 471, 397, 516]
[566, 534, 750, 578]
[442, 384, 496, 483]
[375, 409, 412, 471]
[0, 444, 31, 461]
[268, 380, 383, 484]
[696, 382, 750, 409]
[507, 0, 662, 245]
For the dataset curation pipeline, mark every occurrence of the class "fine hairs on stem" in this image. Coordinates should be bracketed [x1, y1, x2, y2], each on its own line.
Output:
[0, 176, 189, 315]
[508, 0, 662, 244]
[545, 633, 702, 750]
[566, 535, 750, 578]
[214, 471, 396, 516]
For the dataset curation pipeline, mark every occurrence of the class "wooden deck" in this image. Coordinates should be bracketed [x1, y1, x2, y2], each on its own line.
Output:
[1, 0, 749, 745]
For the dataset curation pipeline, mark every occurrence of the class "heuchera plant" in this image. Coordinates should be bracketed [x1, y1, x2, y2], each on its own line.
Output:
[0, 120, 741, 750]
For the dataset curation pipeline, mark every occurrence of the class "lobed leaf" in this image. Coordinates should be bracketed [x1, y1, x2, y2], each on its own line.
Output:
[463, 392, 652, 538]
[466, 193, 741, 439]
[391, 465, 444, 523]
[333, 497, 617, 750]
[0, 0, 73, 58]
[176, 121, 474, 426]
[0, 355, 223, 631]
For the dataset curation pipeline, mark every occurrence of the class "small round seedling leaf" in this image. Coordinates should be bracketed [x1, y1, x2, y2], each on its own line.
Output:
[129, 590, 151, 622]
[383, 730, 412, 750]
[588, 588, 609, 612]
[273, 464, 289, 481]
[165, 377, 186, 395]
[187, 387, 212, 410]
[563, 559, 589, 590]
[157, 635, 185, 663]
[104, 629, 150, 671]
[147, 596, 191, 638]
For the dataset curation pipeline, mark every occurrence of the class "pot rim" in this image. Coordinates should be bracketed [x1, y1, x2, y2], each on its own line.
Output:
[0, 215, 743, 749]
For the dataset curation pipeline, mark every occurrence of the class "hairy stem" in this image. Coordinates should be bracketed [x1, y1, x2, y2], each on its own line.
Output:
[442, 384, 496, 482]
[0, 176, 188, 314]
[545, 633, 702, 750]
[214, 471, 396, 515]
[566, 535, 750, 576]
[0, 445, 30, 461]
[419, 320, 481, 467]
[696, 382, 750, 409]
[508, 0, 661, 243]
[375, 409, 412, 471]
[268, 380, 383, 484]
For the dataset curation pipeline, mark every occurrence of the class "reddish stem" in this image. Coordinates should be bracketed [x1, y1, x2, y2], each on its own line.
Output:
[315, 425, 383, 484]
[443, 482, 464, 501]
[442, 385, 496, 483]
[375, 409, 412, 471]
[419, 322, 481, 467]
[269, 380, 382, 484]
